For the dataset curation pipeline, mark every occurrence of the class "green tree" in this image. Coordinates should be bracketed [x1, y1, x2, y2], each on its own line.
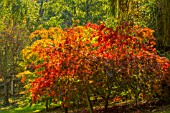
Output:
[35, 0, 110, 29]
[0, 0, 38, 105]
[153, 0, 170, 51]
[109, 0, 170, 52]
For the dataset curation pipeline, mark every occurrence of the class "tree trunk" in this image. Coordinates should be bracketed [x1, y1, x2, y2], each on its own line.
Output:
[85, 0, 92, 22]
[85, 92, 94, 113]
[46, 98, 49, 112]
[4, 76, 9, 106]
[104, 99, 109, 113]
[39, 0, 44, 17]
[64, 107, 68, 113]
[3, 40, 9, 106]
[11, 75, 14, 96]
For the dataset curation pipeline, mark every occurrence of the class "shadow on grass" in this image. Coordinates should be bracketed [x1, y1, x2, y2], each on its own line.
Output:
[0, 103, 46, 113]
[0, 95, 46, 113]
[13, 104, 45, 113]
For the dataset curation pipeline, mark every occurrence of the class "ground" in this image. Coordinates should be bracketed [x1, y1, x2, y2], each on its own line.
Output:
[1, 95, 170, 113]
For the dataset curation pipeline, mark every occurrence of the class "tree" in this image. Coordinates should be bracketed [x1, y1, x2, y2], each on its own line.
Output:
[0, 0, 38, 105]
[20, 22, 169, 112]
[153, 0, 170, 52]
[35, 0, 110, 29]
[109, 0, 170, 52]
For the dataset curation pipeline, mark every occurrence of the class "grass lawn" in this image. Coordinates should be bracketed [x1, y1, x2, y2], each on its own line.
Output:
[0, 104, 45, 113]
[0, 95, 46, 113]
[0, 94, 65, 113]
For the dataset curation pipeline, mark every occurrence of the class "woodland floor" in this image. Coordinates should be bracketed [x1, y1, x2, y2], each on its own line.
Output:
[1, 95, 170, 113]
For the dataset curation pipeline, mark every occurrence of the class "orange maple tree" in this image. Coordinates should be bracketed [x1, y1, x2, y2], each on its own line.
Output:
[20, 22, 170, 111]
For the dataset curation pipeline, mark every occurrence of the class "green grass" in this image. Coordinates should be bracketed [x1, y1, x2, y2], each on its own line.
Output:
[0, 95, 46, 113]
[0, 95, 64, 113]
[0, 104, 45, 113]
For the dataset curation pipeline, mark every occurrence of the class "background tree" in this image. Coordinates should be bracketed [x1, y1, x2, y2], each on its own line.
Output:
[0, 0, 38, 105]
[109, 0, 170, 52]
[35, 0, 110, 29]
[153, 0, 170, 52]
